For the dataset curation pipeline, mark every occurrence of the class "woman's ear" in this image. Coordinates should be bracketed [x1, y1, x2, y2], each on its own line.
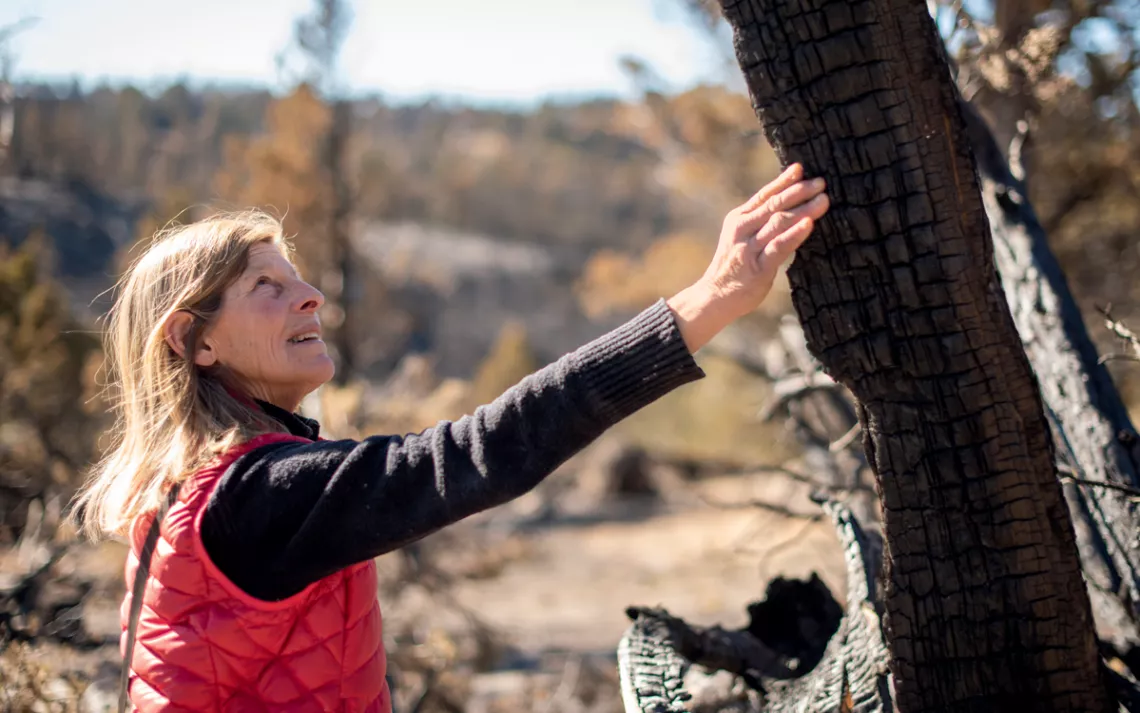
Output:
[162, 310, 217, 367]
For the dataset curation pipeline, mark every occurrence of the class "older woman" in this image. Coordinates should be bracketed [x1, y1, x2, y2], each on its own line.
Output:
[74, 163, 828, 712]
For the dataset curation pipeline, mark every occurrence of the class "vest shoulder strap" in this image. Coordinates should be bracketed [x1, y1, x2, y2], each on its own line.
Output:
[118, 484, 181, 713]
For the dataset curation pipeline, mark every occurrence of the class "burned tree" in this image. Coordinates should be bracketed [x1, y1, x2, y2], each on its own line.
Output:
[619, 0, 1136, 710]
[964, 98, 1140, 664]
[0, 19, 38, 170]
[278, 0, 359, 383]
[749, 2, 1104, 704]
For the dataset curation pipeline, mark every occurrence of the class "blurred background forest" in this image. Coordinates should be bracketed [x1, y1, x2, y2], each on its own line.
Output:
[1, 0, 1140, 710]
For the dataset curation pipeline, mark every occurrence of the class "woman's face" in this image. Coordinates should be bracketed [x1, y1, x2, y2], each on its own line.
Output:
[201, 242, 334, 410]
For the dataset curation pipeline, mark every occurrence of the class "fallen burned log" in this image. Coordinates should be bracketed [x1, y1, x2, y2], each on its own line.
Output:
[618, 499, 889, 713]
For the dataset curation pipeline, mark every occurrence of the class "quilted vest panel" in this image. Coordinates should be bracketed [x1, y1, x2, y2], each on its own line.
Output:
[120, 433, 390, 712]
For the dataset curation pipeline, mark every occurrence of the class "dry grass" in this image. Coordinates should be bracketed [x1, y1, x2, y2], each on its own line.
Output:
[0, 643, 88, 713]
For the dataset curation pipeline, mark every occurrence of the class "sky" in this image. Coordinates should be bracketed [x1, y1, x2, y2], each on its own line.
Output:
[1, 0, 730, 106]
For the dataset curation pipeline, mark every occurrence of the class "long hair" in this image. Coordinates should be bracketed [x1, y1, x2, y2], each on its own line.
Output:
[73, 211, 293, 539]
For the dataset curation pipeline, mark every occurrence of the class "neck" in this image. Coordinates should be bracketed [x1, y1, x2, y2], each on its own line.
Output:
[223, 383, 300, 414]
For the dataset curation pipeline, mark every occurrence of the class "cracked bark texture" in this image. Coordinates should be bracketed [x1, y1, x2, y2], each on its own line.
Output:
[961, 100, 1140, 655]
[718, 0, 1111, 710]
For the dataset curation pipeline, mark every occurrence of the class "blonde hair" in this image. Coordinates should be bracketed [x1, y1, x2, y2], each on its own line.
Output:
[73, 211, 293, 539]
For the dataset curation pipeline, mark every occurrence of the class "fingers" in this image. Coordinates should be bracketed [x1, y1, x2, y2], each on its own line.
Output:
[773, 192, 830, 231]
[762, 176, 827, 218]
[739, 163, 804, 213]
[733, 172, 826, 242]
[736, 190, 830, 241]
[762, 217, 816, 264]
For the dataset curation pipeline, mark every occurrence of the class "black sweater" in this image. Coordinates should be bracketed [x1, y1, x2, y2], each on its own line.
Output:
[199, 299, 705, 601]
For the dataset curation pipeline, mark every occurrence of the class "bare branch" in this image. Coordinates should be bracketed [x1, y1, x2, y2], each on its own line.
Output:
[1099, 304, 1140, 361]
[1097, 353, 1140, 366]
[0, 17, 40, 165]
[0, 18, 39, 47]
[758, 372, 843, 421]
[756, 517, 823, 575]
[828, 423, 862, 453]
[1060, 476, 1140, 501]
[697, 492, 825, 520]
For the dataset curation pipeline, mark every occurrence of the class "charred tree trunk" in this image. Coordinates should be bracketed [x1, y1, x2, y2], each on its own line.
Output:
[961, 100, 1140, 656]
[717, 1, 1110, 710]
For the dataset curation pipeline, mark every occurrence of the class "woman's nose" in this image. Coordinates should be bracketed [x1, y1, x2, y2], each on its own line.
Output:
[294, 281, 325, 313]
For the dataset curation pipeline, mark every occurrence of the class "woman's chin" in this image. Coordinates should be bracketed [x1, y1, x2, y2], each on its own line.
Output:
[313, 356, 337, 385]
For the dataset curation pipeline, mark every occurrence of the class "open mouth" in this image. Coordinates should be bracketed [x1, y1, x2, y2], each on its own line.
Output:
[288, 332, 322, 344]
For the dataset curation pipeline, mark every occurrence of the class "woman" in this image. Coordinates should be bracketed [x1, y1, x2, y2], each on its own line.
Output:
[74, 163, 828, 712]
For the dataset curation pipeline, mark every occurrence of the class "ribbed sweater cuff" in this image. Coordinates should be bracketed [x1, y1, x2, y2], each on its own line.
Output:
[571, 298, 706, 425]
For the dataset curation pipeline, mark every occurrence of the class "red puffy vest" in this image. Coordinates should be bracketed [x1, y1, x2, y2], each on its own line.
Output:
[120, 433, 390, 712]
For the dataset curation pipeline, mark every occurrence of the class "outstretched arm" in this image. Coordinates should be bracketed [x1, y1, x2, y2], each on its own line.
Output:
[204, 299, 700, 599]
[200, 164, 830, 601]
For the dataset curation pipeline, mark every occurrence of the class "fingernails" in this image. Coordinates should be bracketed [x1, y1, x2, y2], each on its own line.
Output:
[812, 178, 826, 189]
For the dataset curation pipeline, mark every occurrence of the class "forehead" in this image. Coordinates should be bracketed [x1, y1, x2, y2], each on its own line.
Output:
[245, 242, 295, 273]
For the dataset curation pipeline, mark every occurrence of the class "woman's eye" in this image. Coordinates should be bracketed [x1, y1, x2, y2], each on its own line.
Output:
[255, 276, 272, 287]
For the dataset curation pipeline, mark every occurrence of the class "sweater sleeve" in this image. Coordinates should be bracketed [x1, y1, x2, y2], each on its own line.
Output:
[200, 299, 705, 601]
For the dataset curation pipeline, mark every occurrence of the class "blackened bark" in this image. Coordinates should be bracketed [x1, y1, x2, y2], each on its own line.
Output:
[961, 100, 1140, 653]
[717, 1, 1111, 710]
[618, 611, 696, 713]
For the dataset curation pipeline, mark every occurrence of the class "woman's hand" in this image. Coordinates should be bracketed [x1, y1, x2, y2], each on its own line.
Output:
[666, 163, 830, 353]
